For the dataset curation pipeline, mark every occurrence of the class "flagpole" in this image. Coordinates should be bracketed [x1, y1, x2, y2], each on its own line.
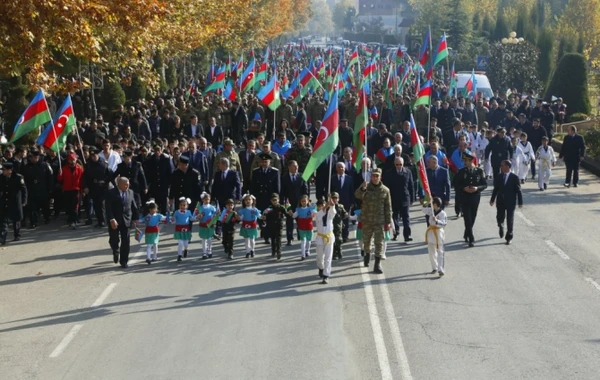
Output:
[327, 153, 333, 196]
[74, 126, 86, 165]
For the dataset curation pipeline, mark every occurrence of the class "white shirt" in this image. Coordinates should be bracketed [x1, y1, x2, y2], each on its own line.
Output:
[191, 124, 198, 136]
[315, 207, 336, 245]
[99, 150, 122, 172]
[222, 169, 229, 180]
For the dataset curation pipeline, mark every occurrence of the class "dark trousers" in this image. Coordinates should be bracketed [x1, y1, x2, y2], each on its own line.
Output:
[222, 225, 235, 253]
[565, 160, 580, 185]
[86, 194, 106, 225]
[342, 218, 349, 239]
[1, 216, 20, 240]
[333, 231, 342, 258]
[392, 205, 411, 239]
[109, 225, 131, 265]
[285, 215, 299, 242]
[496, 203, 515, 241]
[454, 191, 461, 216]
[64, 190, 80, 224]
[530, 158, 536, 178]
[269, 228, 282, 254]
[461, 193, 480, 243]
[492, 164, 501, 180]
[52, 188, 63, 216]
[27, 197, 50, 226]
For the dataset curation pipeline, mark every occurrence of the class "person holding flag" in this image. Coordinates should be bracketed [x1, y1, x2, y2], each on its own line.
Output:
[219, 199, 239, 260]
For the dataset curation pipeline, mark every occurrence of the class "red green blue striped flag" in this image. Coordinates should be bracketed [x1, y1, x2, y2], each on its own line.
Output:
[9, 89, 52, 143]
[256, 71, 281, 111]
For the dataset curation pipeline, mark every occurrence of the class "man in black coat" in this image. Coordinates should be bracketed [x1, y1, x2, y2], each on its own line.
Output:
[559, 125, 586, 187]
[0, 162, 27, 244]
[22, 150, 53, 228]
[230, 101, 248, 145]
[238, 140, 256, 195]
[113, 149, 147, 208]
[211, 157, 242, 209]
[330, 161, 355, 242]
[144, 145, 172, 213]
[338, 119, 354, 153]
[527, 119, 548, 179]
[83, 147, 111, 227]
[485, 127, 513, 179]
[251, 153, 281, 244]
[203, 117, 224, 148]
[490, 160, 523, 245]
[383, 156, 414, 241]
[169, 155, 202, 231]
[183, 115, 203, 140]
[106, 177, 139, 268]
[280, 159, 309, 245]
[436, 101, 456, 135]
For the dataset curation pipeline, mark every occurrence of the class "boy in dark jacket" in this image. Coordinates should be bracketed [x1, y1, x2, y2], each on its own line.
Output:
[262, 193, 287, 260]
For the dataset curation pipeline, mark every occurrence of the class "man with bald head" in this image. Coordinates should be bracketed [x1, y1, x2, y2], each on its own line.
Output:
[106, 177, 139, 268]
[383, 156, 414, 241]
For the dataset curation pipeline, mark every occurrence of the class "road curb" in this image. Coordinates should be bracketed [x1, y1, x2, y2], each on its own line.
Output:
[552, 138, 600, 178]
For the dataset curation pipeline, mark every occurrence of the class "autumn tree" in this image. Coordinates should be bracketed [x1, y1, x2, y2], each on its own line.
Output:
[557, 0, 600, 69]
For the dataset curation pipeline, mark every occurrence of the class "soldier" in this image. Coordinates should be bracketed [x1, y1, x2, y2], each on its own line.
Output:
[144, 144, 172, 214]
[213, 138, 242, 177]
[284, 132, 312, 174]
[251, 153, 281, 244]
[354, 168, 392, 274]
[0, 162, 27, 244]
[169, 155, 202, 233]
[113, 149, 147, 208]
[22, 149, 53, 228]
[330, 192, 348, 260]
[83, 147, 111, 227]
[276, 100, 294, 130]
[308, 97, 326, 128]
[250, 141, 282, 178]
[484, 127, 513, 179]
[454, 150, 488, 247]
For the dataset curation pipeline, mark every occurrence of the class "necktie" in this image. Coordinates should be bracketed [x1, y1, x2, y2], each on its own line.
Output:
[121, 191, 126, 204]
[455, 132, 458, 140]
[292, 174, 296, 182]
[504, 173, 508, 185]
[222, 172, 225, 181]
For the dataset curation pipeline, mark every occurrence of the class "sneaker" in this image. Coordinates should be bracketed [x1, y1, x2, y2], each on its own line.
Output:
[202, 254, 207, 260]
[438, 271, 445, 277]
[227, 253, 233, 260]
[564, 183, 570, 187]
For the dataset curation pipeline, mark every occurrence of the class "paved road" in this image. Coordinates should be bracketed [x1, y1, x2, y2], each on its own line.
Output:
[2, 162, 600, 380]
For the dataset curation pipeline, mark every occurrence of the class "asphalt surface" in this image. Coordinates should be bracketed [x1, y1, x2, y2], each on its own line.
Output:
[2, 161, 600, 380]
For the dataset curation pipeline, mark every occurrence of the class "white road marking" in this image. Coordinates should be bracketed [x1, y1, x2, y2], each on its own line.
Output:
[49, 324, 83, 358]
[585, 277, 600, 292]
[516, 211, 535, 227]
[91, 283, 117, 307]
[545, 240, 570, 260]
[360, 264, 393, 380]
[378, 274, 414, 380]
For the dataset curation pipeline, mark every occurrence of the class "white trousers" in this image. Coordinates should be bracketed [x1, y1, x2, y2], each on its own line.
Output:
[538, 167, 552, 189]
[244, 238, 255, 253]
[483, 160, 492, 177]
[316, 242, 334, 277]
[200, 239, 213, 255]
[518, 161, 530, 180]
[300, 239, 312, 257]
[427, 243, 445, 272]
[146, 244, 158, 260]
[177, 240, 189, 256]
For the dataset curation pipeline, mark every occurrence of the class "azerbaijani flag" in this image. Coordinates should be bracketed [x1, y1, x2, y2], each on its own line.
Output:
[37, 94, 75, 152]
[204, 65, 226, 94]
[414, 79, 432, 107]
[352, 81, 369, 171]
[223, 79, 237, 102]
[419, 27, 431, 66]
[257, 71, 281, 111]
[395, 44, 404, 65]
[207, 205, 221, 228]
[9, 89, 52, 143]
[348, 47, 359, 67]
[409, 114, 431, 201]
[462, 69, 476, 99]
[302, 87, 339, 181]
[240, 58, 255, 93]
[433, 33, 448, 66]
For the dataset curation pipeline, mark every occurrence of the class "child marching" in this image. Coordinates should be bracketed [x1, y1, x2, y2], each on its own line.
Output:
[219, 199, 239, 259]
[289, 195, 316, 260]
[173, 197, 196, 261]
[517, 133, 534, 183]
[196, 192, 218, 259]
[138, 200, 167, 265]
[238, 194, 261, 258]
[423, 197, 448, 277]
[315, 197, 336, 284]
[536, 136, 556, 191]
[262, 193, 287, 260]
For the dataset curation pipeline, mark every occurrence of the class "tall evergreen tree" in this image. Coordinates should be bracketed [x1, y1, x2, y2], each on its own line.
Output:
[536, 28, 554, 87]
[545, 53, 591, 116]
[493, 12, 509, 41]
[472, 12, 481, 31]
[481, 14, 493, 38]
[443, 0, 471, 49]
[577, 34, 585, 54]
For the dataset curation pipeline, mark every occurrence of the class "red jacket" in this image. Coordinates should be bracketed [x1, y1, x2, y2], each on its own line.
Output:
[57, 164, 84, 191]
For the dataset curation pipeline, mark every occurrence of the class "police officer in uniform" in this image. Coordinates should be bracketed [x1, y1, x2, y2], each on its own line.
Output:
[144, 144, 172, 213]
[0, 162, 27, 244]
[83, 147, 111, 227]
[113, 149, 147, 208]
[169, 155, 201, 233]
[484, 127, 513, 180]
[22, 149, 53, 228]
[453, 150, 487, 247]
[251, 153, 281, 244]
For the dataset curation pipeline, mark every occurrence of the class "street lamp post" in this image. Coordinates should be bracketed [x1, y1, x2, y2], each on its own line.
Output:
[500, 32, 525, 90]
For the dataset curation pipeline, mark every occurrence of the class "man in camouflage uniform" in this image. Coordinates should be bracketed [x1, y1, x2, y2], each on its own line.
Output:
[214, 138, 242, 178]
[308, 97, 326, 127]
[195, 100, 209, 126]
[343, 95, 357, 128]
[276, 100, 294, 128]
[250, 141, 281, 178]
[354, 168, 392, 274]
[284, 133, 312, 174]
[330, 192, 347, 260]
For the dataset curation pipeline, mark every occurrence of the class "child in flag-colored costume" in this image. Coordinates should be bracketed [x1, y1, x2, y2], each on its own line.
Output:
[220, 199, 239, 260]
[238, 194, 261, 258]
[315, 197, 336, 284]
[290, 195, 316, 260]
[173, 197, 196, 261]
[138, 200, 167, 265]
[423, 197, 447, 277]
[196, 192, 218, 259]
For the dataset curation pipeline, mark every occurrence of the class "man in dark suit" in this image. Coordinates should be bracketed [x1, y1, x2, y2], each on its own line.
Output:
[422, 156, 451, 225]
[203, 117, 224, 148]
[251, 153, 281, 244]
[198, 137, 216, 192]
[181, 141, 209, 188]
[490, 160, 523, 245]
[113, 149, 147, 208]
[238, 140, 256, 195]
[183, 115, 203, 140]
[384, 144, 411, 173]
[485, 127, 513, 179]
[330, 162, 355, 241]
[144, 145, 172, 213]
[383, 156, 414, 241]
[211, 157, 242, 209]
[338, 146, 357, 177]
[106, 177, 139, 268]
[280, 160, 309, 245]
[0, 162, 27, 244]
[559, 125, 586, 187]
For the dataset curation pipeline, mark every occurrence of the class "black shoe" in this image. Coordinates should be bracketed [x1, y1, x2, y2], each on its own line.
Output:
[404, 237, 413, 242]
[318, 269, 323, 278]
[146, 259, 152, 265]
[85, 220, 93, 226]
[202, 254, 207, 260]
[246, 252, 250, 258]
[177, 256, 182, 262]
[264, 239, 270, 244]
[499, 225, 504, 239]
[287, 240, 292, 246]
[228, 253, 233, 260]
[430, 270, 437, 274]
[208, 254, 212, 258]
[271, 252, 276, 257]
[183, 249, 188, 258]
[250, 250, 255, 258]
[392, 233, 398, 241]
[363, 255, 370, 267]
[468, 242, 474, 248]
[373, 257, 383, 274]
[544, 183, 547, 190]
[322, 277, 329, 284]
[564, 183, 570, 188]
[120, 264, 129, 268]
[506, 240, 512, 245]
[13, 236, 20, 242]
[573, 184, 578, 188]
[520, 179, 525, 184]
[276, 253, 281, 260]
[300, 256, 305, 261]
[360, 249, 365, 257]
[113, 251, 119, 264]
[305, 251, 310, 257]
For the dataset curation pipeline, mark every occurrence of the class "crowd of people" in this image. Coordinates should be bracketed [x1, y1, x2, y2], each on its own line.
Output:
[0, 46, 588, 283]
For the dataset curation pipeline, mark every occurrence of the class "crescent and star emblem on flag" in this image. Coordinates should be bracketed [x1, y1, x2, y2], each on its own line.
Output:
[314, 126, 329, 150]
[56, 115, 68, 130]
